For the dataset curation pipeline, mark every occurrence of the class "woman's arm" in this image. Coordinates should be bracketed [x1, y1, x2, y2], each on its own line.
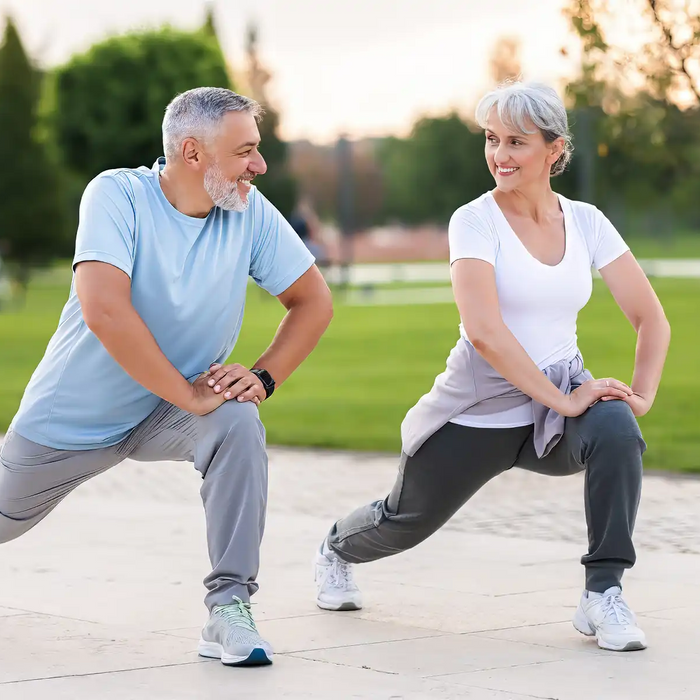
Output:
[451, 258, 631, 416]
[598, 251, 671, 416]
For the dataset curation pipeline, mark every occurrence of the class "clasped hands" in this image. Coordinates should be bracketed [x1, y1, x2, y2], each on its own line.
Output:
[189, 363, 265, 416]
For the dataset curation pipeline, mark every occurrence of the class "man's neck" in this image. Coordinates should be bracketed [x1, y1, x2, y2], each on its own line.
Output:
[159, 165, 213, 219]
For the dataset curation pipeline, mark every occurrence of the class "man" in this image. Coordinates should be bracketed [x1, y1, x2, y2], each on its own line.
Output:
[0, 87, 333, 667]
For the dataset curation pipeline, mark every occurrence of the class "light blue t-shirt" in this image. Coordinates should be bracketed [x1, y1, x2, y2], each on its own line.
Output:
[11, 158, 315, 450]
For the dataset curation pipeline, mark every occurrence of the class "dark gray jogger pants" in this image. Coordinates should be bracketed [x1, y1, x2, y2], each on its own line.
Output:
[328, 399, 646, 592]
[0, 399, 268, 610]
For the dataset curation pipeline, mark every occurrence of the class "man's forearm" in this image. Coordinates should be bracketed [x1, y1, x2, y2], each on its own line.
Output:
[86, 304, 194, 410]
[253, 298, 332, 386]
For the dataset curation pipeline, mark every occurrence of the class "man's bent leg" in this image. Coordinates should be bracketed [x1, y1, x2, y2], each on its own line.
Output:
[0, 431, 123, 543]
[127, 400, 268, 611]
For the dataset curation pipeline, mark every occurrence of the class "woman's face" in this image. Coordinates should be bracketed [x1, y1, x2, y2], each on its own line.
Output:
[484, 109, 563, 193]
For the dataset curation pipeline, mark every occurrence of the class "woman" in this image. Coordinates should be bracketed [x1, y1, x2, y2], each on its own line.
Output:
[313, 82, 670, 652]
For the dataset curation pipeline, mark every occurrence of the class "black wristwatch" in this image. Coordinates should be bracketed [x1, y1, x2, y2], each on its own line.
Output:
[251, 368, 275, 399]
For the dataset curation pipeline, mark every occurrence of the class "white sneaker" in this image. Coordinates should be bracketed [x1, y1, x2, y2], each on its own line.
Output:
[572, 586, 647, 651]
[198, 598, 273, 666]
[314, 539, 363, 611]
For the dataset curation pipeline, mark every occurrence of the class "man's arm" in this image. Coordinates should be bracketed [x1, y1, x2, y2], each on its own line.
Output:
[206, 265, 333, 403]
[254, 265, 333, 384]
[76, 261, 223, 416]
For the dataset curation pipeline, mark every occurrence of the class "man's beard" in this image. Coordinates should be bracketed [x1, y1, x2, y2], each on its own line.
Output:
[203, 162, 249, 212]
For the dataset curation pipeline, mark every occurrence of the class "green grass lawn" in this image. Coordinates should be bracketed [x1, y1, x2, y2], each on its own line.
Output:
[1, 275, 698, 472]
[627, 234, 700, 259]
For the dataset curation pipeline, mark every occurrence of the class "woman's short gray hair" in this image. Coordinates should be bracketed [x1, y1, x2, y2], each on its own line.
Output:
[162, 87, 263, 160]
[475, 81, 573, 177]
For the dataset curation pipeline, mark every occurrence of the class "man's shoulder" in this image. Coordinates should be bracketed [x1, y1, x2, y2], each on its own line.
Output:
[85, 166, 156, 204]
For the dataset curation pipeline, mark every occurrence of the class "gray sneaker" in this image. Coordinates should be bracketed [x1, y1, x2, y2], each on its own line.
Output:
[197, 597, 273, 666]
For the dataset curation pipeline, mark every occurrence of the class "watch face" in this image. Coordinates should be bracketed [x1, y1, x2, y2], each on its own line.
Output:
[255, 369, 273, 386]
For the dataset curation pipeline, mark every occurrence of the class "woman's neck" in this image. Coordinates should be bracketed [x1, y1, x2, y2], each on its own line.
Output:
[492, 182, 559, 223]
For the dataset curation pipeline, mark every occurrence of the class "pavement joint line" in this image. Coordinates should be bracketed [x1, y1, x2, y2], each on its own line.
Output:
[436, 679, 559, 700]
[493, 587, 579, 598]
[454, 618, 573, 636]
[282, 653, 401, 676]
[0, 660, 209, 686]
[0, 606, 107, 626]
[470, 632, 617, 658]
[279, 630, 456, 655]
[428, 657, 567, 680]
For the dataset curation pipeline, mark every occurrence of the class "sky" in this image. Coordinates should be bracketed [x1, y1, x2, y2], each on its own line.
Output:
[0, 0, 577, 143]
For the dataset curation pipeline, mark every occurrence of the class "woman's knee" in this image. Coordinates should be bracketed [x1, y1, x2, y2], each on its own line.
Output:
[580, 400, 646, 461]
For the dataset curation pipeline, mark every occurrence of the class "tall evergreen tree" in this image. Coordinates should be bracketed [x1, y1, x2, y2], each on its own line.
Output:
[0, 17, 67, 295]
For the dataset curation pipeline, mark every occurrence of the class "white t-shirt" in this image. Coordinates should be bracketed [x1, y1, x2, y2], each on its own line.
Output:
[448, 191, 629, 429]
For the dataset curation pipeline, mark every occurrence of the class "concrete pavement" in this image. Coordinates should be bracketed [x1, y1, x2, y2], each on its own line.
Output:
[0, 446, 698, 699]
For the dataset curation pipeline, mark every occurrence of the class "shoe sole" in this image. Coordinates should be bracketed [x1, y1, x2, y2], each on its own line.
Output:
[316, 599, 362, 611]
[198, 639, 273, 666]
[572, 609, 647, 652]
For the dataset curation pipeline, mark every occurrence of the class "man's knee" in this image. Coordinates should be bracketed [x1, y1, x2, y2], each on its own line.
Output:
[199, 399, 264, 446]
[0, 510, 38, 545]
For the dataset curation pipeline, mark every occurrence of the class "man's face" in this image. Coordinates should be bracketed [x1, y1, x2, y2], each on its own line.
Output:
[203, 111, 268, 212]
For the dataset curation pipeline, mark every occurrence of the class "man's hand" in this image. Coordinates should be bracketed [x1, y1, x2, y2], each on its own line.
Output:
[188, 374, 228, 416]
[206, 363, 265, 405]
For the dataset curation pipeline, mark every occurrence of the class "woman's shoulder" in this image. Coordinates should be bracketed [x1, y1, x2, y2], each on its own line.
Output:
[450, 192, 496, 226]
[557, 193, 606, 227]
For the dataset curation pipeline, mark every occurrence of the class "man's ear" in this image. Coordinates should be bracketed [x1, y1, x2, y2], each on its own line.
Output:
[181, 138, 205, 168]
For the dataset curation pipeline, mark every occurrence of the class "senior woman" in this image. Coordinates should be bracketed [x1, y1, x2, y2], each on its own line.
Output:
[313, 81, 670, 652]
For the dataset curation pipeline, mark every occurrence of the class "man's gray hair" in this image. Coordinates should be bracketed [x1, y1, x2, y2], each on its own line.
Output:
[162, 87, 263, 160]
[475, 81, 573, 176]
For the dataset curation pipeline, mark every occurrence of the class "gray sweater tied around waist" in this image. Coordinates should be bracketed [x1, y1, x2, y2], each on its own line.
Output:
[400, 338, 592, 459]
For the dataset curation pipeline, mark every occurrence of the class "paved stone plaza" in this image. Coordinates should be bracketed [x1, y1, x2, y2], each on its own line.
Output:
[0, 446, 698, 698]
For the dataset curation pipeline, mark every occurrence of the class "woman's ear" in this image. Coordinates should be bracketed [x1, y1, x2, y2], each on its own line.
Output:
[548, 137, 565, 165]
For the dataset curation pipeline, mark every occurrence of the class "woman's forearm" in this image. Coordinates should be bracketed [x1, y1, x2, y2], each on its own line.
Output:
[630, 314, 671, 403]
[470, 323, 570, 413]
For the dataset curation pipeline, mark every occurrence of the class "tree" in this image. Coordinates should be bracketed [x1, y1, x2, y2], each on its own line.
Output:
[562, 0, 700, 106]
[380, 114, 493, 225]
[560, 0, 700, 232]
[0, 17, 68, 295]
[51, 27, 231, 181]
[242, 23, 297, 219]
[489, 37, 522, 85]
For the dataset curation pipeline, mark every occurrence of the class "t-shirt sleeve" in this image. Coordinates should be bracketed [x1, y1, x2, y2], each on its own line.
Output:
[589, 207, 630, 271]
[248, 188, 315, 296]
[73, 173, 136, 277]
[448, 206, 498, 266]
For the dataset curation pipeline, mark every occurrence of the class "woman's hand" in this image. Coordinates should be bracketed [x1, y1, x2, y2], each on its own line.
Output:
[559, 378, 633, 417]
[611, 392, 653, 417]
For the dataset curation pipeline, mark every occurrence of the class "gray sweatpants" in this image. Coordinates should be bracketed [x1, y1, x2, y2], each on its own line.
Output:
[0, 399, 267, 610]
[328, 399, 646, 593]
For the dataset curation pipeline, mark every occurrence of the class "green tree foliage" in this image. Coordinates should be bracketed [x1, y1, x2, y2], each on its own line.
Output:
[562, 0, 700, 232]
[243, 24, 297, 219]
[380, 113, 493, 225]
[0, 17, 68, 293]
[51, 27, 231, 180]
